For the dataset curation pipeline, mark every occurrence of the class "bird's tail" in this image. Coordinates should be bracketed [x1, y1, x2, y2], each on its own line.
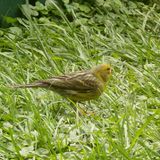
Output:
[11, 81, 49, 89]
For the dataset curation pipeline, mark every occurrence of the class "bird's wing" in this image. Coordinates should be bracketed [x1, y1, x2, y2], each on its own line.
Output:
[37, 71, 99, 91]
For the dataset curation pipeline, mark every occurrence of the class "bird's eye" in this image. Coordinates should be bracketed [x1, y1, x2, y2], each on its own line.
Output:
[107, 68, 110, 71]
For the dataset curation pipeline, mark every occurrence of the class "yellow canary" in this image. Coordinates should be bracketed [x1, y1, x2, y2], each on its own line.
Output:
[13, 64, 111, 102]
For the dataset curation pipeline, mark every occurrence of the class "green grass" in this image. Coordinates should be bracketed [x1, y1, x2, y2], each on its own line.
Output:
[0, 0, 160, 159]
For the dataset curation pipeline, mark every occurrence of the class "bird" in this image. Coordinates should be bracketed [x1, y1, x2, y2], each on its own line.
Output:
[12, 64, 112, 102]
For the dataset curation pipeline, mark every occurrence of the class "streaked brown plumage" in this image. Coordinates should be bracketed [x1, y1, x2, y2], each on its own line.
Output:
[12, 64, 111, 102]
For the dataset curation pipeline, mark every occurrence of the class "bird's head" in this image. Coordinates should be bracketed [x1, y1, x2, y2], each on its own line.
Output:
[92, 64, 112, 82]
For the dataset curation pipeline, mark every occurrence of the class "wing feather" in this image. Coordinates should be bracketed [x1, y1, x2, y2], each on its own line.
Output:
[36, 71, 99, 91]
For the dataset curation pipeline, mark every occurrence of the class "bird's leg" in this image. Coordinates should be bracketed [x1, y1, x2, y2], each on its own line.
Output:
[68, 100, 87, 116]
[84, 101, 96, 116]
[73, 103, 87, 116]
[71, 102, 95, 116]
